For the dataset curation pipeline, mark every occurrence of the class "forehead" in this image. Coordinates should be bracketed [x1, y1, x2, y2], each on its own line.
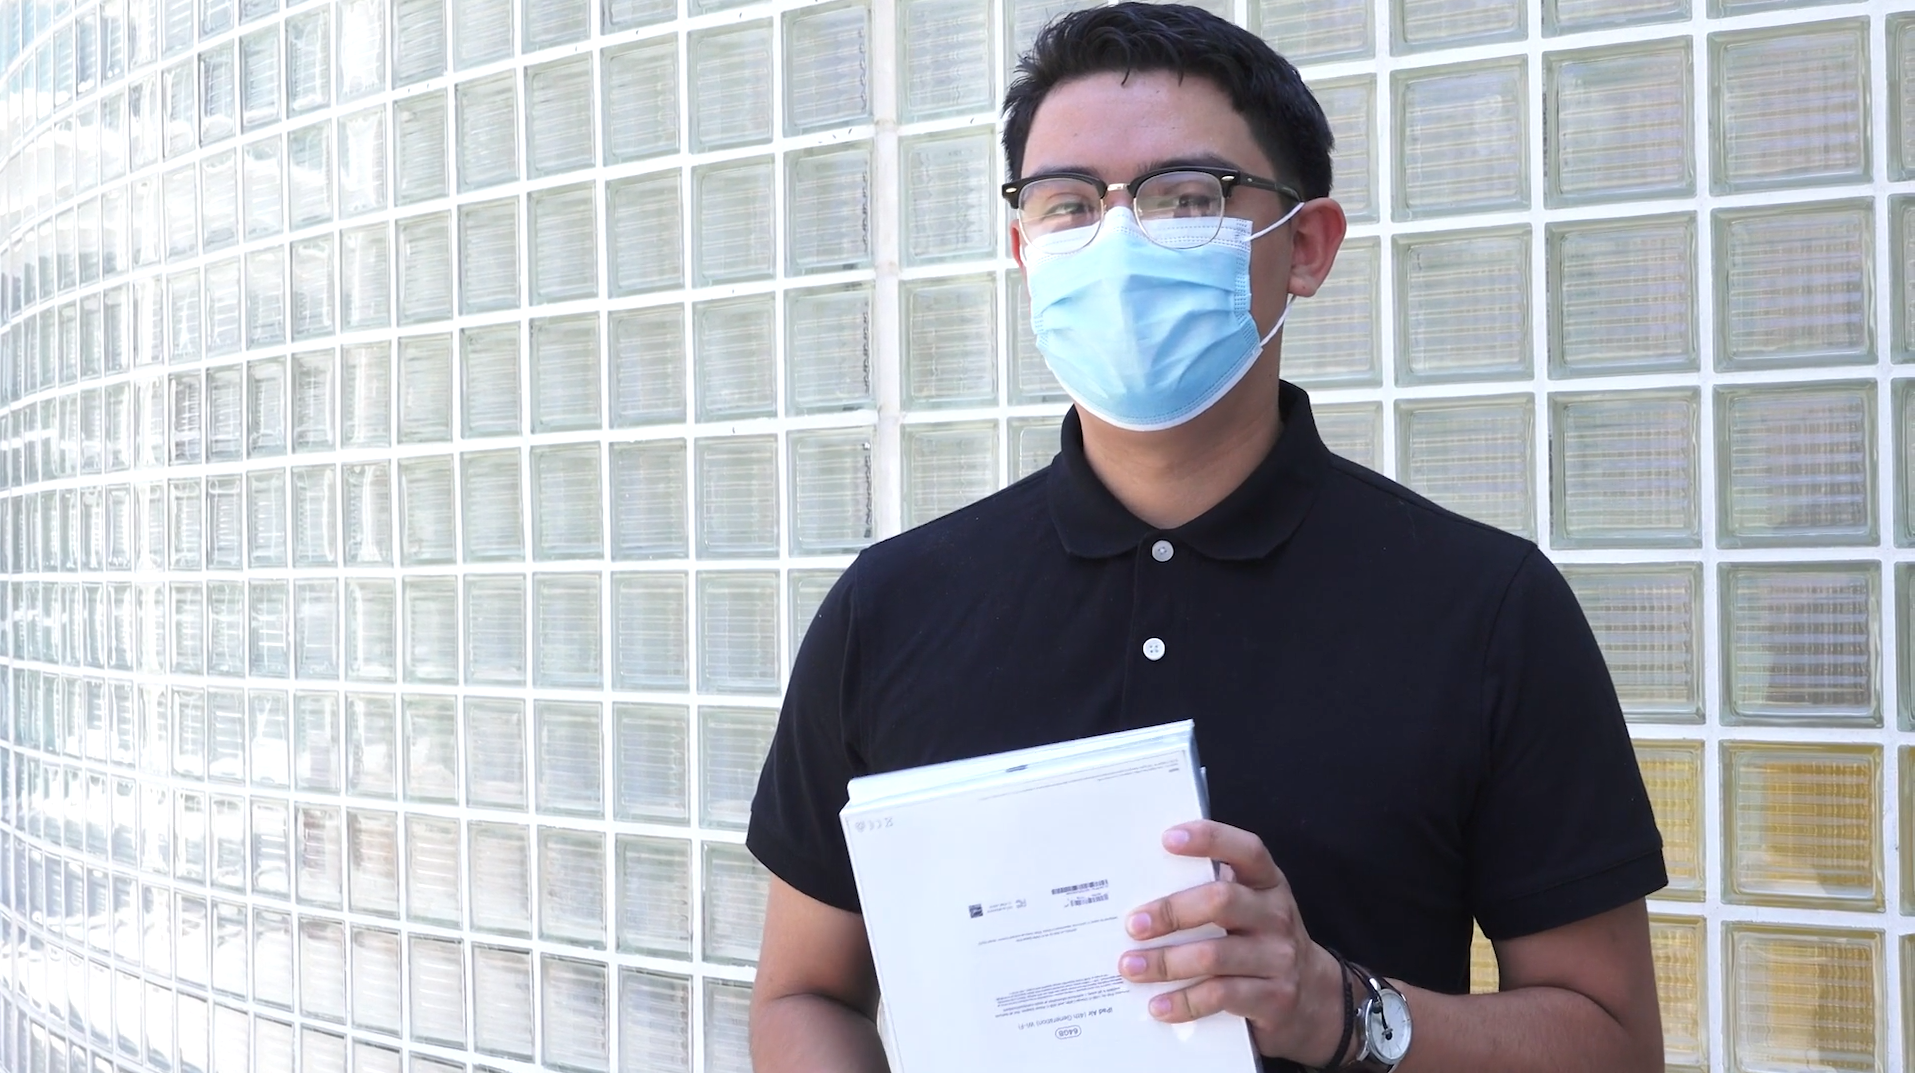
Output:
[1021, 69, 1270, 179]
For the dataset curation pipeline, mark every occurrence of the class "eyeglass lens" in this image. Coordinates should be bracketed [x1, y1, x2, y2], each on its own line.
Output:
[1017, 170, 1230, 253]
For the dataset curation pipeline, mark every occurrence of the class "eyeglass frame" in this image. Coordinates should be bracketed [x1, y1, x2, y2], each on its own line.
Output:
[1000, 164, 1304, 227]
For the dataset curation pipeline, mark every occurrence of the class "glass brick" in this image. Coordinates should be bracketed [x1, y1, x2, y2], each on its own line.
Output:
[344, 463, 395, 566]
[402, 576, 458, 683]
[458, 197, 519, 313]
[402, 696, 458, 802]
[1898, 197, 1915, 362]
[1718, 383, 1875, 546]
[789, 143, 874, 274]
[1309, 76, 1374, 222]
[1395, 227, 1530, 384]
[1253, 0, 1370, 63]
[790, 428, 874, 554]
[290, 236, 335, 339]
[288, 123, 334, 227]
[408, 823, 465, 942]
[527, 56, 594, 178]
[542, 958, 611, 1073]
[240, 28, 278, 129]
[694, 296, 776, 421]
[298, 918, 347, 1017]
[339, 224, 392, 330]
[395, 91, 448, 204]
[468, 824, 532, 939]
[346, 812, 400, 916]
[535, 577, 603, 687]
[612, 574, 689, 691]
[209, 364, 247, 461]
[903, 421, 998, 528]
[295, 694, 343, 792]
[789, 569, 842, 659]
[396, 213, 452, 325]
[526, 0, 589, 49]
[408, 935, 465, 1045]
[1394, 59, 1528, 219]
[397, 456, 455, 565]
[781, 7, 877, 132]
[204, 150, 240, 249]
[901, 130, 997, 267]
[344, 579, 396, 682]
[1649, 916, 1707, 1071]
[529, 184, 598, 303]
[602, 39, 679, 163]
[295, 578, 342, 680]
[455, 73, 517, 191]
[615, 836, 691, 956]
[1716, 202, 1872, 369]
[1547, 0, 1685, 32]
[463, 574, 526, 684]
[1550, 390, 1699, 546]
[461, 323, 522, 436]
[696, 438, 778, 558]
[787, 284, 874, 414]
[690, 22, 772, 150]
[903, 275, 997, 408]
[610, 440, 689, 559]
[249, 468, 289, 567]
[1632, 741, 1704, 899]
[1548, 214, 1697, 376]
[1394, 0, 1521, 53]
[1396, 396, 1535, 537]
[346, 694, 398, 796]
[1283, 236, 1379, 387]
[703, 842, 770, 965]
[464, 698, 527, 810]
[394, 0, 446, 85]
[1312, 402, 1382, 471]
[337, 109, 387, 220]
[286, 11, 331, 114]
[1725, 744, 1882, 911]
[700, 705, 776, 827]
[1724, 563, 1879, 725]
[336, 0, 388, 100]
[1008, 271, 1065, 404]
[451, 0, 512, 68]
[698, 574, 779, 694]
[1711, 22, 1869, 192]
[537, 829, 606, 946]
[1546, 41, 1693, 206]
[1004, 0, 1097, 72]
[615, 703, 690, 823]
[531, 445, 603, 560]
[898, 0, 992, 122]
[471, 946, 534, 1058]
[706, 979, 754, 1073]
[1560, 565, 1702, 722]
[607, 171, 683, 296]
[399, 335, 453, 442]
[692, 157, 775, 285]
[617, 972, 693, 1073]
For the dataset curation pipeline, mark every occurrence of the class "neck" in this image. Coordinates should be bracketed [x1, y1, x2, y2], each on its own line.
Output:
[1077, 352, 1284, 529]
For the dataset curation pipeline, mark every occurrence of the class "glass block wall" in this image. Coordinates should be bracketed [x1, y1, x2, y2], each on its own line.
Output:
[0, 0, 1908, 1066]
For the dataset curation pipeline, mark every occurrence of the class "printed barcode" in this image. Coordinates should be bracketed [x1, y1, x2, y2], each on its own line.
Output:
[1065, 893, 1110, 907]
[1050, 879, 1110, 896]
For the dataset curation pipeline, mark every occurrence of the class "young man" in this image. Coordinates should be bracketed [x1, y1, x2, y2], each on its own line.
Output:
[746, 5, 1667, 1071]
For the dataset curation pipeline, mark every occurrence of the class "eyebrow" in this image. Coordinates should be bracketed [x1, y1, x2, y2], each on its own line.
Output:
[1024, 152, 1250, 181]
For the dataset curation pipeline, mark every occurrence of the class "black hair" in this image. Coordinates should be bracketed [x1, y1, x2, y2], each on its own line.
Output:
[1001, 2, 1334, 200]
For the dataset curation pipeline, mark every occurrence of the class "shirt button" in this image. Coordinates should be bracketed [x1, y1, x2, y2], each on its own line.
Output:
[1150, 540, 1174, 562]
[1142, 637, 1166, 661]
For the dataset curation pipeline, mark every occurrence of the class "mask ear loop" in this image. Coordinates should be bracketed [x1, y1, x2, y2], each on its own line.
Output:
[1249, 199, 1306, 346]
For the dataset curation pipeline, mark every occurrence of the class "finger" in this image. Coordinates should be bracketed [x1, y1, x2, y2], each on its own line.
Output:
[1118, 935, 1289, 984]
[1163, 821, 1286, 891]
[1145, 975, 1278, 1025]
[1126, 879, 1277, 940]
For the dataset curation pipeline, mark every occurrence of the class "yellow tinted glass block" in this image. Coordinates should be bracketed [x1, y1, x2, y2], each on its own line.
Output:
[1396, 227, 1530, 384]
[1632, 741, 1703, 898]
[1314, 403, 1383, 472]
[1396, 396, 1534, 538]
[1561, 565, 1701, 721]
[1311, 77, 1376, 223]
[1283, 236, 1380, 387]
[1550, 390, 1699, 547]
[1727, 924, 1883, 1073]
[1644, 916, 1707, 1072]
[1715, 202, 1873, 368]
[1718, 383, 1876, 546]
[1393, 60, 1528, 220]
[1723, 564, 1879, 725]
[1894, 17, 1914, 181]
[1547, 215, 1697, 376]
[1468, 923, 1497, 993]
[1545, 40, 1693, 206]
[1723, 743, 1882, 909]
[1710, 22, 1870, 193]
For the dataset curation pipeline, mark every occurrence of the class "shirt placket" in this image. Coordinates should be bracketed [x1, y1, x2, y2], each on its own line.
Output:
[1121, 534, 1184, 729]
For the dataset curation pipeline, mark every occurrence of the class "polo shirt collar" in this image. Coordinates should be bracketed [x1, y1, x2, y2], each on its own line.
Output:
[1048, 380, 1333, 561]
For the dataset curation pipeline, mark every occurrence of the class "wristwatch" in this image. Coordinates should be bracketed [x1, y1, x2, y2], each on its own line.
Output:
[1347, 963, 1412, 1071]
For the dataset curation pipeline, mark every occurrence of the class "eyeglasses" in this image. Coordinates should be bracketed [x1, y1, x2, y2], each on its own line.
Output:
[1002, 165, 1302, 255]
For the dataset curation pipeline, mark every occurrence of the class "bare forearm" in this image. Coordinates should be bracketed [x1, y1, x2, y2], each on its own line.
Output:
[749, 993, 890, 1073]
[1391, 983, 1661, 1073]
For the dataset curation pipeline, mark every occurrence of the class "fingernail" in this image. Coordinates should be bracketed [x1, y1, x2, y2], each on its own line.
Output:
[1127, 913, 1151, 936]
[1164, 829, 1190, 849]
[1120, 954, 1146, 976]
[1149, 995, 1171, 1017]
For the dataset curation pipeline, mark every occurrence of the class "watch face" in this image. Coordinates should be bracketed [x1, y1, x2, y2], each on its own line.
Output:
[1365, 990, 1413, 1063]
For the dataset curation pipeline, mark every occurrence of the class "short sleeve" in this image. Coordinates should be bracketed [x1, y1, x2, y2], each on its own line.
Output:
[746, 566, 865, 913]
[1466, 550, 1667, 940]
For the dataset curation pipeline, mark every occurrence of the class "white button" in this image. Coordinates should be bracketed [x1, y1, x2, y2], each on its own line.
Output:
[1150, 540, 1174, 562]
[1142, 637, 1165, 661]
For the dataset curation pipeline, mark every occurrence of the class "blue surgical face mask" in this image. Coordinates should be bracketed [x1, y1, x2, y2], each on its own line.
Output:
[1022, 203, 1302, 432]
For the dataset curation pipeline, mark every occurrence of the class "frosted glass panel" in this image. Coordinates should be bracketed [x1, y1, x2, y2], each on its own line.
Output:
[1396, 396, 1535, 537]
[1396, 227, 1530, 384]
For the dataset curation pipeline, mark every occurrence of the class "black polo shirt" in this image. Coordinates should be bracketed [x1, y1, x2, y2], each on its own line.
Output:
[748, 382, 1665, 1007]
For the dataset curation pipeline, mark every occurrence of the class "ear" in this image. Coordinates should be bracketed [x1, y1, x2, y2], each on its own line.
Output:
[1283, 198, 1348, 299]
[1009, 219, 1028, 271]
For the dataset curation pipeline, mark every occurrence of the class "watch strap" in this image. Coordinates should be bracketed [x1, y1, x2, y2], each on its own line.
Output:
[1309, 948, 1357, 1073]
